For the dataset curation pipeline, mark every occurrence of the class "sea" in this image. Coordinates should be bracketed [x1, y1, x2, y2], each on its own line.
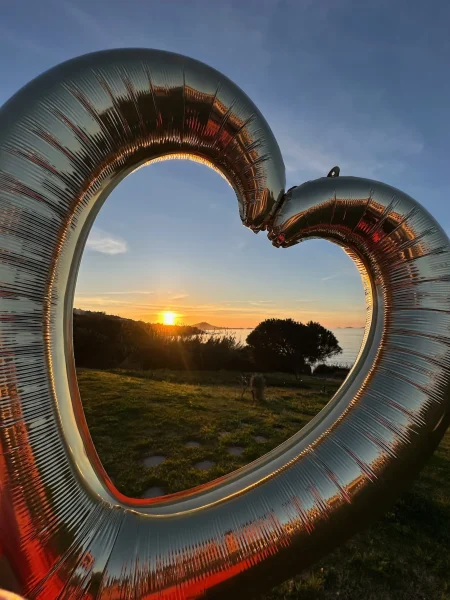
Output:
[208, 327, 365, 367]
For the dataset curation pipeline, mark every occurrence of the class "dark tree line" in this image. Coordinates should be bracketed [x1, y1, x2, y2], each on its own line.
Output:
[73, 311, 250, 371]
[73, 311, 342, 375]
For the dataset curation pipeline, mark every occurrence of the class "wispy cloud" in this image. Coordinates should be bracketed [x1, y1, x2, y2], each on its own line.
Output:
[104, 290, 155, 295]
[321, 274, 341, 282]
[58, 0, 125, 46]
[322, 268, 361, 282]
[277, 121, 423, 181]
[271, 79, 423, 182]
[278, 132, 342, 177]
[76, 290, 155, 296]
[86, 227, 128, 255]
[74, 296, 130, 307]
[0, 25, 52, 57]
[73, 294, 366, 328]
[231, 300, 274, 305]
[170, 294, 189, 301]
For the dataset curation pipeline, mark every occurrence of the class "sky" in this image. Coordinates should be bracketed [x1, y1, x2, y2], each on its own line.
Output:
[2, 0, 450, 328]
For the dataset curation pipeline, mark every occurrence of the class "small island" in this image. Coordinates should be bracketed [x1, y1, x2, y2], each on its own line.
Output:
[192, 321, 222, 331]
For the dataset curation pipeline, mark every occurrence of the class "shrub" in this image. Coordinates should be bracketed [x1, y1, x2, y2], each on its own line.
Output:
[314, 363, 351, 378]
[73, 311, 254, 372]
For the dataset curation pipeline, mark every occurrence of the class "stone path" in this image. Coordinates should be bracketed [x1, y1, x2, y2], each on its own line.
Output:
[227, 446, 244, 456]
[142, 455, 166, 467]
[141, 486, 166, 498]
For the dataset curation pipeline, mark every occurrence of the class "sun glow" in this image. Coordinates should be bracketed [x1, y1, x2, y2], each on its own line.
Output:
[162, 311, 177, 325]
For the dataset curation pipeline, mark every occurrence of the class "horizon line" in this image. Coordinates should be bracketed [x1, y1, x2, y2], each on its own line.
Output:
[73, 308, 365, 330]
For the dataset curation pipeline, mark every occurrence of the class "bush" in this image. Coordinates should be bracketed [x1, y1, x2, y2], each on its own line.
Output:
[314, 363, 351, 378]
[73, 311, 254, 372]
[73, 311, 347, 377]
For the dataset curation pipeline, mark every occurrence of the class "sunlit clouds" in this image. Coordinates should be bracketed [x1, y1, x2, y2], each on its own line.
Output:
[170, 294, 190, 301]
[73, 290, 365, 329]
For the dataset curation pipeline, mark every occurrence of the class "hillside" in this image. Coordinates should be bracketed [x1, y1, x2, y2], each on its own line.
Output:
[72, 310, 251, 371]
[193, 321, 221, 330]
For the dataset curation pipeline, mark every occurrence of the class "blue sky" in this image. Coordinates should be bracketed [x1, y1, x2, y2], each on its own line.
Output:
[2, 0, 449, 327]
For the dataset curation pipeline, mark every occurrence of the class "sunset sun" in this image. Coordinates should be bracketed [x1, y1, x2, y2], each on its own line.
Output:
[162, 311, 177, 325]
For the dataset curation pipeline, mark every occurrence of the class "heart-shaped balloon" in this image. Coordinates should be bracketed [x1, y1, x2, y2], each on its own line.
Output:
[0, 49, 449, 600]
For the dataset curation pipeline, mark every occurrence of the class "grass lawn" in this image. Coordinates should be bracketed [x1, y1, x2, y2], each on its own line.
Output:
[78, 368, 450, 600]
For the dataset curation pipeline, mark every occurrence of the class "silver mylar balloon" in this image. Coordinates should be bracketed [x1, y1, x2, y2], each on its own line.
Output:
[0, 48, 449, 599]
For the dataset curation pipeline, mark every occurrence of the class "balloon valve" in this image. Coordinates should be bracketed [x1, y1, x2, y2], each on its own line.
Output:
[327, 166, 340, 178]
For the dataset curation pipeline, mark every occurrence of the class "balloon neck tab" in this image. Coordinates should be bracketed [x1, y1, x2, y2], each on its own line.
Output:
[327, 166, 340, 178]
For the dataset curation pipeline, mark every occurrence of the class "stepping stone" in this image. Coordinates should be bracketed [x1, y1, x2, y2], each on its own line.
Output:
[254, 436, 267, 443]
[227, 446, 244, 456]
[141, 486, 166, 499]
[185, 441, 201, 448]
[194, 460, 215, 471]
[142, 455, 166, 468]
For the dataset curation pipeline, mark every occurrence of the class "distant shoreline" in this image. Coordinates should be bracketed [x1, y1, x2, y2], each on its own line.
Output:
[203, 326, 365, 330]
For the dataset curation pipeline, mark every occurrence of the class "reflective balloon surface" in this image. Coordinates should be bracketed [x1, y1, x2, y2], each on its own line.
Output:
[0, 49, 449, 599]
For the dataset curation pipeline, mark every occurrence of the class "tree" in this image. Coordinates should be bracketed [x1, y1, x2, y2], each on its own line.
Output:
[302, 321, 342, 364]
[246, 318, 308, 378]
[246, 318, 342, 378]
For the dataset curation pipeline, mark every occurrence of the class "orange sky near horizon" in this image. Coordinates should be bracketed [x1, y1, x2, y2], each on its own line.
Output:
[73, 292, 366, 329]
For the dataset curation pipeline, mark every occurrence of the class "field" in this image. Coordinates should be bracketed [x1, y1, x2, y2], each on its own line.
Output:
[78, 369, 450, 600]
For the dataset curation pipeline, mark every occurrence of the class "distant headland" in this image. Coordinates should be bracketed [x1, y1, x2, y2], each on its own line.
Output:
[192, 322, 221, 331]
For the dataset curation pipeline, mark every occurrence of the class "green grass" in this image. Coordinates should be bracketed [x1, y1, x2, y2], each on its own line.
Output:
[78, 368, 450, 600]
[78, 368, 337, 497]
